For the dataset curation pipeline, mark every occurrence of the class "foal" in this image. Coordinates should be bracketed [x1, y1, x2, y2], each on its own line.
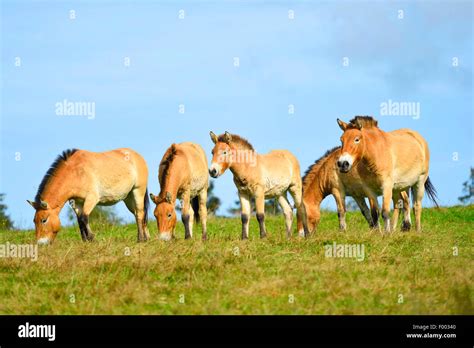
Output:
[209, 131, 308, 239]
[150, 142, 208, 241]
[337, 116, 438, 233]
[28, 148, 150, 244]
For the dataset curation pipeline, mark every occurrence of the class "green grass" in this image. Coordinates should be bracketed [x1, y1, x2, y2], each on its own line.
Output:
[0, 206, 472, 314]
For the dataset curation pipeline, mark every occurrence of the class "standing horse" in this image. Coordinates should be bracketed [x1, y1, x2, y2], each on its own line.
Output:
[336, 116, 438, 233]
[296, 146, 411, 235]
[209, 131, 308, 239]
[27, 148, 150, 244]
[149, 142, 208, 241]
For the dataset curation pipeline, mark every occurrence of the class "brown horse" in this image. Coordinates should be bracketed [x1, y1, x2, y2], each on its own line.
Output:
[209, 131, 308, 239]
[27, 148, 150, 244]
[296, 146, 411, 235]
[149, 142, 208, 241]
[336, 116, 438, 233]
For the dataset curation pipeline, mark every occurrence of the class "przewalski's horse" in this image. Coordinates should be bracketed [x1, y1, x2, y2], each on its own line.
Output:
[336, 116, 438, 233]
[209, 131, 308, 239]
[296, 146, 411, 235]
[27, 148, 150, 244]
[149, 142, 208, 241]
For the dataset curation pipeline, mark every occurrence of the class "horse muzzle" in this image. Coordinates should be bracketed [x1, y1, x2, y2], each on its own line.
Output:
[209, 168, 219, 178]
[159, 232, 172, 241]
[37, 237, 51, 245]
[337, 160, 351, 173]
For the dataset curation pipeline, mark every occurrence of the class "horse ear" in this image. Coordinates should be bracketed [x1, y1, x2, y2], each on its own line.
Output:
[210, 131, 218, 144]
[354, 119, 363, 130]
[27, 200, 38, 209]
[337, 118, 348, 131]
[165, 191, 172, 204]
[224, 131, 232, 143]
[40, 200, 49, 209]
[149, 193, 157, 204]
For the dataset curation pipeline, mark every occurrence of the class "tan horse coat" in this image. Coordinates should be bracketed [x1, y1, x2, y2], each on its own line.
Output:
[28, 148, 149, 244]
[209, 131, 308, 239]
[297, 146, 411, 235]
[150, 142, 208, 241]
[337, 116, 437, 232]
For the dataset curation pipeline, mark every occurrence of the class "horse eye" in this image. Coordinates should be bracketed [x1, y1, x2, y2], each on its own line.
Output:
[355, 138, 360, 143]
[167, 213, 172, 219]
[41, 218, 48, 224]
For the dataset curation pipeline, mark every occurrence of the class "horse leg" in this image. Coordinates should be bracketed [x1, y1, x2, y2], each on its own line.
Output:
[382, 183, 394, 233]
[124, 189, 149, 242]
[255, 189, 267, 238]
[199, 189, 208, 241]
[181, 192, 192, 239]
[80, 196, 99, 242]
[331, 188, 346, 231]
[412, 177, 427, 232]
[353, 196, 374, 227]
[278, 195, 293, 238]
[401, 190, 412, 231]
[70, 200, 88, 241]
[239, 193, 251, 240]
[288, 184, 309, 237]
[391, 192, 402, 231]
[368, 195, 380, 230]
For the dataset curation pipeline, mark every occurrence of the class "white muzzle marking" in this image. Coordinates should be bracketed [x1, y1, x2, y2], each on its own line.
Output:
[338, 153, 354, 171]
[37, 237, 50, 245]
[159, 232, 172, 241]
[209, 163, 222, 177]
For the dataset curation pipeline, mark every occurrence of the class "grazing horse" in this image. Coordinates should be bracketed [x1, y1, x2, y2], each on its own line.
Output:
[27, 148, 150, 244]
[336, 116, 438, 233]
[209, 131, 308, 239]
[296, 146, 411, 235]
[149, 142, 208, 241]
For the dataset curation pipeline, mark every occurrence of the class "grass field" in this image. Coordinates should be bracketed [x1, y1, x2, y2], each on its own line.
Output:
[0, 205, 472, 315]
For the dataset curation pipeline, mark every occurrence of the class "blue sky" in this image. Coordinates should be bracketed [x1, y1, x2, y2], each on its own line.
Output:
[1, 0, 472, 229]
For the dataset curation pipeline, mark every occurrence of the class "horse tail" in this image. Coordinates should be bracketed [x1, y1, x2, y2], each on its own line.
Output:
[424, 177, 439, 208]
[191, 196, 200, 223]
[144, 188, 149, 224]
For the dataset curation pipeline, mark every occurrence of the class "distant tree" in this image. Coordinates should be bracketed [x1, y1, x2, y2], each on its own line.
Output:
[0, 194, 14, 230]
[66, 204, 123, 226]
[207, 180, 221, 216]
[458, 167, 474, 205]
[345, 197, 360, 212]
[227, 195, 282, 216]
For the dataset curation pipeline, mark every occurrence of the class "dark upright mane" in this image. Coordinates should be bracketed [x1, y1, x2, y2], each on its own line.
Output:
[219, 133, 254, 151]
[302, 146, 340, 187]
[349, 116, 378, 129]
[159, 144, 179, 190]
[35, 149, 78, 203]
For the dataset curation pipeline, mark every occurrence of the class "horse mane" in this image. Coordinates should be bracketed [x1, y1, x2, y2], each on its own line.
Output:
[219, 133, 254, 151]
[159, 144, 179, 189]
[35, 148, 78, 203]
[349, 116, 378, 129]
[302, 146, 340, 188]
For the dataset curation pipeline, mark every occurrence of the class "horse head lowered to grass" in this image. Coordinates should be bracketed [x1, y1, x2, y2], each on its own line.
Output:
[28, 148, 150, 244]
[149, 142, 209, 241]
